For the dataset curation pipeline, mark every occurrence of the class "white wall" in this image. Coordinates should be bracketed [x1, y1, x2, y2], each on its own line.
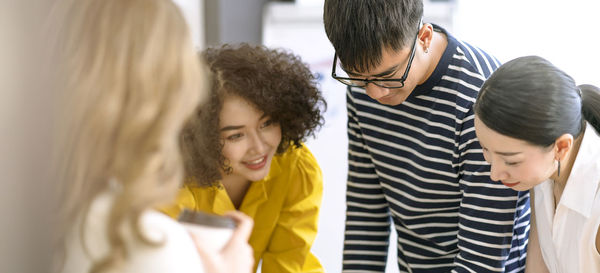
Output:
[173, 0, 204, 48]
[1, 1, 55, 272]
[454, 0, 600, 86]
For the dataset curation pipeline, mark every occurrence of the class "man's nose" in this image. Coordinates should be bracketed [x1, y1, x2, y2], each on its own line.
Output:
[365, 83, 390, 100]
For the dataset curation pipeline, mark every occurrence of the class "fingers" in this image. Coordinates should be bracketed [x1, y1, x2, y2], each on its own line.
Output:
[189, 231, 210, 257]
[224, 211, 253, 243]
[222, 211, 255, 273]
[190, 211, 255, 273]
[189, 231, 225, 273]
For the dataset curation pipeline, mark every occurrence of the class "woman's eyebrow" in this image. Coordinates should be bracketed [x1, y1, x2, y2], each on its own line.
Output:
[495, 151, 522, 156]
[220, 125, 244, 132]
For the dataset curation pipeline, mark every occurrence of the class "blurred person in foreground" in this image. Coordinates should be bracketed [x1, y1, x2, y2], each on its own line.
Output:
[52, 0, 253, 272]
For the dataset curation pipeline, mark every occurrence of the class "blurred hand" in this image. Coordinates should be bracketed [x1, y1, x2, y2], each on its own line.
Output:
[191, 211, 254, 273]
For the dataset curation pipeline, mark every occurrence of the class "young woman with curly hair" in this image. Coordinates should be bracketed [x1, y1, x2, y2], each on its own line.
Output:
[163, 43, 327, 273]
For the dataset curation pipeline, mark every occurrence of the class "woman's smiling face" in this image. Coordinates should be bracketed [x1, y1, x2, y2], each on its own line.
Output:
[219, 95, 282, 182]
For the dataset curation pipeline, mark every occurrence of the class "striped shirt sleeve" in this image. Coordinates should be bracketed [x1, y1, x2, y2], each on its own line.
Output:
[452, 108, 525, 272]
[342, 88, 391, 272]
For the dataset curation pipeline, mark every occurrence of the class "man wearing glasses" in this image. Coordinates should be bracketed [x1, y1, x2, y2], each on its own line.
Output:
[324, 0, 530, 272]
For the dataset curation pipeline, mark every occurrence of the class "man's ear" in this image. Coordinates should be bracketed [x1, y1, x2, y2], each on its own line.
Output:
[419, 23, 434, 52]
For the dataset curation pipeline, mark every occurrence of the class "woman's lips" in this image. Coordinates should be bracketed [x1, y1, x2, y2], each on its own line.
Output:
[501, 181, 520, 187]
[243, 155, 267, 170]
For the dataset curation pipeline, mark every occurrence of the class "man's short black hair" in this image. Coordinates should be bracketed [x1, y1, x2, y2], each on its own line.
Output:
[324, 0, 423, 73]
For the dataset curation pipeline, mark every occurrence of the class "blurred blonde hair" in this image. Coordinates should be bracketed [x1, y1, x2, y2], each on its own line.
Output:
[52, 0, 205, 271]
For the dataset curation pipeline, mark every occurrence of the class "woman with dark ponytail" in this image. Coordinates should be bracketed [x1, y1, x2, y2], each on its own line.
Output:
[473, 55, 600, 273]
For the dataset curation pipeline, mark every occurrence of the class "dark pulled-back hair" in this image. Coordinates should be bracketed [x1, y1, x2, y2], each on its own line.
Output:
[323, 0, 423, 73]
[474, 55, 600, 147]
[181, 43, 326, 186]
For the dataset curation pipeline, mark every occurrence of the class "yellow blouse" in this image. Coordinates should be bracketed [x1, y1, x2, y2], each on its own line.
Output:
[163, 144, 324, 273]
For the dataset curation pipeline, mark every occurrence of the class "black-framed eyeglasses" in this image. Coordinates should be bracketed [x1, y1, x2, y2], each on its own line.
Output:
[331, 20, 421, 89]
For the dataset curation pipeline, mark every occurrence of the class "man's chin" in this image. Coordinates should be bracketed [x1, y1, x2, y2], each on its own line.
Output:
[377, 94, 405, 106]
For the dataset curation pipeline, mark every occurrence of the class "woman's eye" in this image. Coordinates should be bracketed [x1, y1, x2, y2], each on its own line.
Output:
[226, 133, 243, 141]
[260, 119, 273, 128]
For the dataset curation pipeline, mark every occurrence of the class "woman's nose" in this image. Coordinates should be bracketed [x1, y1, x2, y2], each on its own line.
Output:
[489, 163, 508, 182]
[248, 132, 266, 154]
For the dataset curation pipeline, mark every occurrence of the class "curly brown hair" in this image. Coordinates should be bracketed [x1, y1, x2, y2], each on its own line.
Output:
[181, 43, 326, 186]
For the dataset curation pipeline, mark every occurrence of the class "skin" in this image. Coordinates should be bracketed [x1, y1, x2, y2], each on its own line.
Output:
[524, 197, 550, 273]
[218, 95, 282, 208]
[345, 23, 447, 106]
[473, 116, 558, 191]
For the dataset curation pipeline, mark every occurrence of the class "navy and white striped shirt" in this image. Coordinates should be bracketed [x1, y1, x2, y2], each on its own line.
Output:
[342, 26, 530, 273]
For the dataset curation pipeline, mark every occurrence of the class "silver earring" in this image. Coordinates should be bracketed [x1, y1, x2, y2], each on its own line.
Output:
[557, 160, 561, 177]
[424, 48, 429, 54]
